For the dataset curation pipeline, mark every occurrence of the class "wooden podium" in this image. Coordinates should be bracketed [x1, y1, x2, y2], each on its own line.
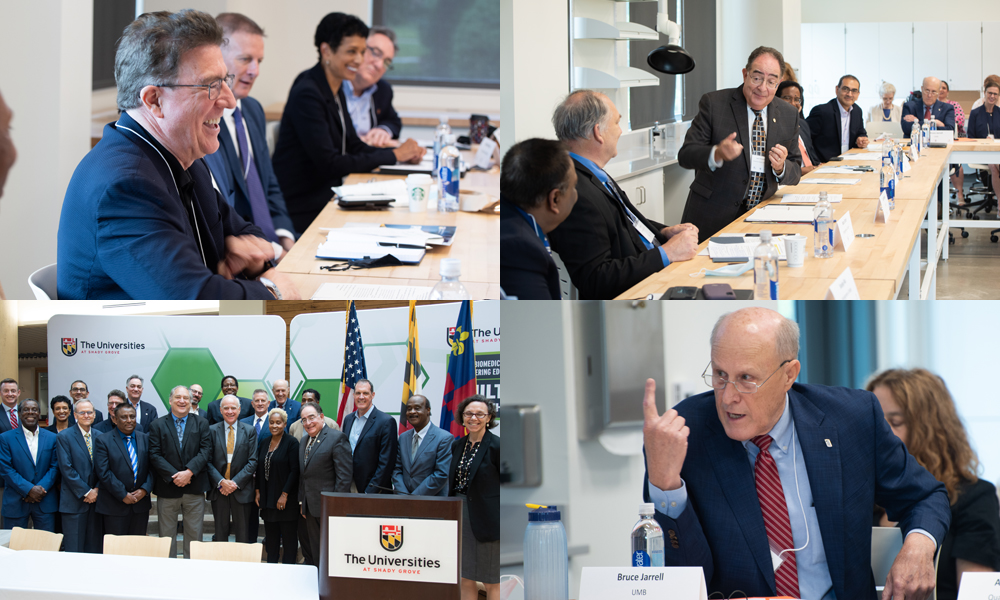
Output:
[319, 492, 463, 600]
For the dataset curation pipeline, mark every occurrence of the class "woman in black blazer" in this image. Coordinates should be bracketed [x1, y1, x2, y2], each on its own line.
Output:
[449, 395, 500, 600]
[271, 12, 424, 233]
[255, 408, 300, 564]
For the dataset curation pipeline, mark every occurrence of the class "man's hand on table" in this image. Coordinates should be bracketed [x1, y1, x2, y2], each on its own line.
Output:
[260, 268, 302, 300]
[218, 235, 274, 280]
[393, 139, 426, 164]
[883, 532, 937, 600]
[361, 128, 395, 148]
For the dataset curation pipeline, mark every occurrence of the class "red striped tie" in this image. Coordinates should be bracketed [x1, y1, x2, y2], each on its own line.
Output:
[751, 434, 799, 598]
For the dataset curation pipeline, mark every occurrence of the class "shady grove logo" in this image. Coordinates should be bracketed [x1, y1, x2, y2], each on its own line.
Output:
[380, 524, 403, 552]
[61, 338, 78, 357]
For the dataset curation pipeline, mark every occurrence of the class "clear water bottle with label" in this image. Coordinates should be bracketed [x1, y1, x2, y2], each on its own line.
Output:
[753, 230, 780, 300]
[429, 258, 471, 300]
[438, 135, 461, 213]
[930, 116, 938, 131]
[894, 139, 903, 176]
[921, 119, 931, 149]
[524, 506, 568, 600]
[631, 503, 664, 567]
[813, 191, 834, 258]
[880, 156, 896, 210]
[433, 116, 451, 177]
[910, 123, 921, 156]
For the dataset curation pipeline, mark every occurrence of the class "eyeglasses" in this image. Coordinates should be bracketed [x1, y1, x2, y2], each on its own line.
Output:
[301, 414, 322, 424]
[701, 360, 791, 394]
[748, 71, 779, 90]
[463, 412, 489, 420]
[76, 411, 95, 416]
[839, 85, 860, 95]
[71, 387, 87, 393]
[779, 95, 801, 106]
[922, 89, 939, 96]
[366, 45, 394, 71]
[157, 74, 236, 100]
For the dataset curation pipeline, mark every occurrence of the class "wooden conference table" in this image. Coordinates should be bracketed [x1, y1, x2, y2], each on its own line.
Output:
[616, 143, 960, 300]
[276, 164, 500, 299]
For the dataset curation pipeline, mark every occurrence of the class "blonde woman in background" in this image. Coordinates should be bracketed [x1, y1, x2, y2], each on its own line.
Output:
[868, 81, 902, 123]
[970, 74, 1000, 112]
[781, 61, 796, 83]
[867, 368, 1000, 600]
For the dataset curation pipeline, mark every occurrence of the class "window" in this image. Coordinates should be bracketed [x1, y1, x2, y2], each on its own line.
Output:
[372, 0, 499, 88]
[93, 0, 137, 90]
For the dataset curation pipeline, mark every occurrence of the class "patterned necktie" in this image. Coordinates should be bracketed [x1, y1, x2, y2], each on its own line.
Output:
[225, 425, 235, 480]
[750, 435, 799, 598]
[411, 431, 421, 460]
[305, 436, 316, 465]
[84, 431, 93, 461]
[9, 406, 17, 430]
[746, 109, 767, 209]
[175, 417, 184, 446]
[255, 417, 263, 437]
[125, 435, 138, 482]
[232, 106, 279, 243]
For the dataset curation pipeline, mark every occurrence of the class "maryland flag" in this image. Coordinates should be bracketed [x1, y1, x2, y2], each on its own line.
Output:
[399, 300, 422, 434]
[440, 301, 477, 437]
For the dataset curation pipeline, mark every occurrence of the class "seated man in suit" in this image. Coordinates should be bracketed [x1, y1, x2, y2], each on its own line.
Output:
[500, 138, 577, 300]
[206, 395, 258, 543]
[288, 389, 340, 440]
[677, 46, 802, 243]
[149, 385, 212, 559]
[93, 390, 126, 435]
[548, 90, 699, 299]
[642, 307, 951, 599]
[298, 401, 353, 567]
[902, 76, 956, 138]
[392, 395, 452, 496]
[57, 9, 299, 300]
[124, 375, 159, 434]
[0, 398, 59, 530]
[93, 402, 153, 536]
[343, 26, 403, 147]
[205, 13, 297, 260]
[343, 379, 399, 494]
[206, 375, 253, 425]
[806, 74, 869, 162]
[268, 379, 301, 429]
[56, 400, 103, 553]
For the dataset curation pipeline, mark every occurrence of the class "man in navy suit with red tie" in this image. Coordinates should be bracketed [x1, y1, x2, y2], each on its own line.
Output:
[204, 13, 297, 260]
[902, 77, 956, 138]
[642, 307, 950, 600]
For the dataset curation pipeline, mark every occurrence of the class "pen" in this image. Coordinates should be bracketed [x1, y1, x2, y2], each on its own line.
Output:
[377, 242, 426, 249]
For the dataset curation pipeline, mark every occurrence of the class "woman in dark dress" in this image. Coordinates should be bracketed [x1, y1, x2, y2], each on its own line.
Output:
[46, 395, 73, 433]
[255, 407, 300, 564]
[449, 395, 500, 600]
[868, 369, 1000, 600]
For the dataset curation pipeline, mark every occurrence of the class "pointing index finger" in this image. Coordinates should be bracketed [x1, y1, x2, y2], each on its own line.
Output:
[642, 378, 660, 423]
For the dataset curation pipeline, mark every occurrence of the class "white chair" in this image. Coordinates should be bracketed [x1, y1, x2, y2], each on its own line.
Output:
[28, 263, 57, 300]
[865, 120, 904, 140]
[266, 120, 280, 157]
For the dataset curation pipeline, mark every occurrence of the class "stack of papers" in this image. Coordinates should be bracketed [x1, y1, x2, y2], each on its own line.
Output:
[803, 178, 861, 185]
[745, 204, 816, 223]
[315, 226, 433, 263]
[841, 153, 883, 161]
[816, 166, 869, 174]
[708, 235, 788, 260]
[340, 223, 455, 246]
[780, 193, 842, 203]
[333, 179, 409, 206]
[312, 283, 432, 300]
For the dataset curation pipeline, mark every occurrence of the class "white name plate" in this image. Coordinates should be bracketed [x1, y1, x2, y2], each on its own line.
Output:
[833, 211, 854, 251]
[826, 266, 861, 300]
[875, 191, 890, 224]
[579, 567, 707, 600]
[956, 572, 1000, 599]
[930, 130, 954, 144]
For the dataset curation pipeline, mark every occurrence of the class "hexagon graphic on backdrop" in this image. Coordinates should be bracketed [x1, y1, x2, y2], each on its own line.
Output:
[294, 379, 342, 417]
[151, 348, 225, 410]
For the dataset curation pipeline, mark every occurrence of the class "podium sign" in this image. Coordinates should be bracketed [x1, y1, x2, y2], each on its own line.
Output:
[320, 492, 463, 600]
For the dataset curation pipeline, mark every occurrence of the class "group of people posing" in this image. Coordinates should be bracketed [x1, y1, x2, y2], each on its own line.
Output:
[0, 375, 500, 599]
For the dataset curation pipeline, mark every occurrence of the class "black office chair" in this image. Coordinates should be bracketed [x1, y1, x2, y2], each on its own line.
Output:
[956, 166, 996, 221]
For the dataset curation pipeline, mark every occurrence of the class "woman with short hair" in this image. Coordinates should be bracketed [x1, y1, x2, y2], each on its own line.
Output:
[255, 407, 300, 563]
[868, 81, 902, 123]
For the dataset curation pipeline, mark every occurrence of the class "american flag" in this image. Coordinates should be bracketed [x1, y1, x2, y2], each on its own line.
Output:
[336, 301, 368, 427]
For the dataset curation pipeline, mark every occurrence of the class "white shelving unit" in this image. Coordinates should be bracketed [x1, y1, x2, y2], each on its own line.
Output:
[570, 0, 660, 92]
[573, 66, 659, 90]
[573, 17, 658, 40]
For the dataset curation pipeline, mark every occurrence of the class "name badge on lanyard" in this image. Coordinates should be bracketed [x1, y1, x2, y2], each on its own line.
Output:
[750, 154, 766, 173]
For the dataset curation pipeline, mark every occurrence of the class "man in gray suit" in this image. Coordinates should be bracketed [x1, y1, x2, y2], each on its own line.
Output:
[298, 401, 352, 567]
[392, 395, 452, 496]
[56, 400, 103, 553]
[678, 46, 802, 242]
[206, 395, 258, 543]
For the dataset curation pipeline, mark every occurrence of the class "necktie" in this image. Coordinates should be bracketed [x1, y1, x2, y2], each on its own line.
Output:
[797, 136, 813, 168]
[175, 417, 184, 446]
[411, 432, 421, 460]
[255, 417, 263, 437]
[924, 105, 932, 122]
[232, 106, 279, 243]
[746, 109, 767, 209]
[84, 431, 93, 461]
[225, 425, 235, 480]
[125, 435, 138, 482]
[305, 436, 316, 464]
[8, 406, 17, 430]
[602, 178, 660, 250]
[750, 435, 799, 598]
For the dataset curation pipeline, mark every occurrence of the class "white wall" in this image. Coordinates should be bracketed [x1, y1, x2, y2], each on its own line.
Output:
[0, 0, 93, 300]
[803, 0, 1000, 22]
[717, 0, 786, 89]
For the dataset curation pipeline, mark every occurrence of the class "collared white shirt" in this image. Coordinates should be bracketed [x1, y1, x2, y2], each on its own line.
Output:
[349, 406, 372, 453]
[253, 414, 267, 434]
[131, 400, 142, 425]
[2, 403, 16, 426]
[22, 425, 39, 464]
[414, 421, 431, 446]
[78, 423, 92, 437]
[838, 102, 852, 153]
[226, 422, 239, 465]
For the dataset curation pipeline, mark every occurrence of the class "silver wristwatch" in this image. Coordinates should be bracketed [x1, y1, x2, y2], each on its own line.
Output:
[259, 277, 282, 299]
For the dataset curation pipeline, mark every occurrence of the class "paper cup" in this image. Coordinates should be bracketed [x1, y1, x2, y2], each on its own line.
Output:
[406, 174, 432, 212]
[785, 234, 806, 268]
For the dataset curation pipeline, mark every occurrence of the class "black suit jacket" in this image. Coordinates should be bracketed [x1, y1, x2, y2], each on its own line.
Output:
[93, 419, 117, 435]
[449, 430, 500, 543]
[500, 201, 561, 300]
[548, 158, 668, 299]
[203, 96, 298, 239]
[131, 400, 159, 435]
[273, 63, 398, 232]
[806, 98, 868, 162]
[205, 396, 254, 426]
[901, 99, 956, 137]
[678, 87, 802, 242]
[256, 433, 300, 520]
[342, 406, 399, 493]
[797, 116, 821, 166]
[299, 425, 353, 517]
[148, 413, 212, 497]
[93, 429, 154, 516]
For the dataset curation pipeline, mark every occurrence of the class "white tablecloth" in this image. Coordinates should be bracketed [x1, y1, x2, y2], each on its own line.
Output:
[0, 550, 319, 599]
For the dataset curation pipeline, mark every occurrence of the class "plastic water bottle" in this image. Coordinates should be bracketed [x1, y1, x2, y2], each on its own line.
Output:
[880, 156, 896, 210]
[930, 116, 938, 131]
[524, 506, 568, 600]
[433, 116, 451, 176]
[753, 230, 780, 300]
[813, 191, 834, 258]
[438, 135, 461, 212]
[921, 119, 931, 150]
[429, 258, 471, 300]
[910, 123, 921, 157]
[631, 503, 664, 567]
[894, 139, 903, 176]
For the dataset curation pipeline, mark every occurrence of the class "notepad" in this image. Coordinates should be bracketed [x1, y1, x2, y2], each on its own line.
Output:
[779, 193, 843, 203]
[315, 229, 428, 263]
[333, 179, 409, 206]
[708, 236, 788, 260]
